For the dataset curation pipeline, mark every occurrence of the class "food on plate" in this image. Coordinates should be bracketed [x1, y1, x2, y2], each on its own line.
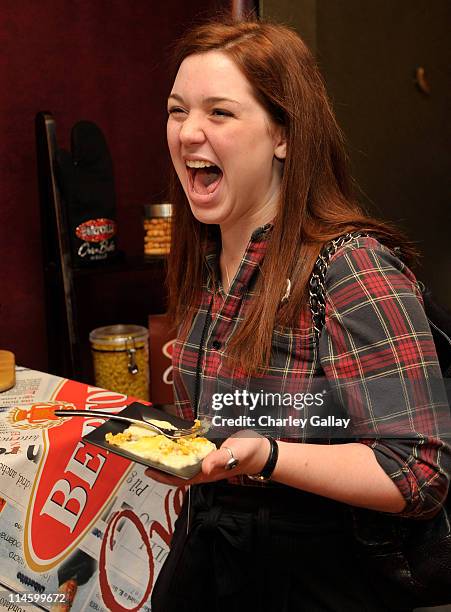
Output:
[128, 418, 177, 435]
[105, 418, 216, 469]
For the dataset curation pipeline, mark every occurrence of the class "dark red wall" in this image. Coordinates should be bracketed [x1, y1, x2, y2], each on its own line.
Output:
[0, 1, 222, 371]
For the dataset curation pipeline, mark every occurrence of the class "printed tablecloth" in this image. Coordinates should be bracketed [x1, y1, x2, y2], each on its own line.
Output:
[0, 367, 183, 612]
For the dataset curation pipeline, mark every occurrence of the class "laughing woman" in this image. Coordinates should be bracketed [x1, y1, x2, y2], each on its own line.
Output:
[146, 19, 450, 612]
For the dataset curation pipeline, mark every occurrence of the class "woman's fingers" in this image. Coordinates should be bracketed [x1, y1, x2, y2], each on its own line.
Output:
[144, 467, 187, 486]
[144, 467, 206, 486]
[202, 447, 234, 475]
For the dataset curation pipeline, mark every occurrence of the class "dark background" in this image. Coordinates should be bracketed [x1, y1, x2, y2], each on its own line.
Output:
[263, 0, 451, 306]
[0, 0, 223, 372]
[1, 0, 450, 375]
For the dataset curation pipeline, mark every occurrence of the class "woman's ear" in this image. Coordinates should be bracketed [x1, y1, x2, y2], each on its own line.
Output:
[274, 128, 287, 161]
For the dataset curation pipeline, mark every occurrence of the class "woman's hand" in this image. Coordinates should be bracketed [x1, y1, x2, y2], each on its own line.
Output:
[144, 430, 270, 487]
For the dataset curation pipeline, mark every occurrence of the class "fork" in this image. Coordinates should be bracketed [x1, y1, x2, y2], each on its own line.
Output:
[53, 409, 207, 439]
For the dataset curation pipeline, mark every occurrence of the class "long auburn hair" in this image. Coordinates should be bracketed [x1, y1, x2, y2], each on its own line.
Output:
[166, 18, 416, 372]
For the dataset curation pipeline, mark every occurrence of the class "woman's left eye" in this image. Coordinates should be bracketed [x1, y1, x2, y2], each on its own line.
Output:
[211, 108, 233, 118]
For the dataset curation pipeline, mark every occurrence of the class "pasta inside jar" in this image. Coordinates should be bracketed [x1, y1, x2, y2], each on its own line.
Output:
[90, 324, 149, 401]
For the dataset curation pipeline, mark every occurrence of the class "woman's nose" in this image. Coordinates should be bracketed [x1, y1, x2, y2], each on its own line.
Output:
[179, 114, 206, 145]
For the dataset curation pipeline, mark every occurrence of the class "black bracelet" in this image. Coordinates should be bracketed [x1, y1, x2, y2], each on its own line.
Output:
[247, 436, 279, 482]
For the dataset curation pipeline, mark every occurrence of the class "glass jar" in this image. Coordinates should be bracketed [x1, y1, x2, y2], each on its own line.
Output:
[89, 325, 149, 400]
[143, 203, 172, 256]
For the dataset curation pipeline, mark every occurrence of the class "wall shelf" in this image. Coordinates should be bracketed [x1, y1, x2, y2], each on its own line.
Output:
[36, 112, 168, 384]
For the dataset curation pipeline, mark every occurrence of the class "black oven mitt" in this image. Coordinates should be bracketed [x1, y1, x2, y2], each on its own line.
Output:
[55, 120, 118, 267]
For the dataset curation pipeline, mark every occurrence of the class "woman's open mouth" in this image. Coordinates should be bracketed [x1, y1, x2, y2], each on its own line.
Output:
[186, 160, 223, 196]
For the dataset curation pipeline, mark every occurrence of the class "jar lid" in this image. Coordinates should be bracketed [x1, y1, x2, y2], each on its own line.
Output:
[89, 324, 148, 346]
[144, 203, 172, 218]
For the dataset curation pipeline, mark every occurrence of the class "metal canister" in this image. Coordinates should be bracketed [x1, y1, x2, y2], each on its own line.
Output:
[143, 203, 172, 256]
[89, 325, 149, 400]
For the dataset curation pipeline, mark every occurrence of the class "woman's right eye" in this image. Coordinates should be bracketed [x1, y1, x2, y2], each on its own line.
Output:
[168, 106, 186, 115]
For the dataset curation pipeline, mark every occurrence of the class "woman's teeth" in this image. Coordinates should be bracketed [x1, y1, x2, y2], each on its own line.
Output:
[186, 160, 217, 169]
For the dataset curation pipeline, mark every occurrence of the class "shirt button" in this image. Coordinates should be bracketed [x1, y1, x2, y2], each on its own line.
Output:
[212, 340, 221, 350]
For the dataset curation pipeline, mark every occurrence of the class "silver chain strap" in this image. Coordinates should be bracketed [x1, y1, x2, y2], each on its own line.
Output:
[309, 232, 367, 341]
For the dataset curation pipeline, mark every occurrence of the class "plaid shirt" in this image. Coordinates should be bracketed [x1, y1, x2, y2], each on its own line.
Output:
[172, 227, 450, 518]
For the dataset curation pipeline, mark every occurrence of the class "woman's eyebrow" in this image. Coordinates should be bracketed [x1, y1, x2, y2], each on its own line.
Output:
[204, 96, 241, 106]
[168, 93, 241, 106]
[168, 93, 184, 103]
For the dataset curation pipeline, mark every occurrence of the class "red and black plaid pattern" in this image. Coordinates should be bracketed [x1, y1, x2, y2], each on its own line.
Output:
[172, 229, 450, 517]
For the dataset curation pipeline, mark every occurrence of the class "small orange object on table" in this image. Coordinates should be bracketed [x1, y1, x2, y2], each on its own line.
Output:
[0, 350, 15, 392]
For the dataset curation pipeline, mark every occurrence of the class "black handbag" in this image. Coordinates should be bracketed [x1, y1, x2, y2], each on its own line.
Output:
[309, 233, 451, 607]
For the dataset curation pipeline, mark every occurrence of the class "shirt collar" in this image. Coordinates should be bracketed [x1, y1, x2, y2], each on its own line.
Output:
[204, 223, 273, 294]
